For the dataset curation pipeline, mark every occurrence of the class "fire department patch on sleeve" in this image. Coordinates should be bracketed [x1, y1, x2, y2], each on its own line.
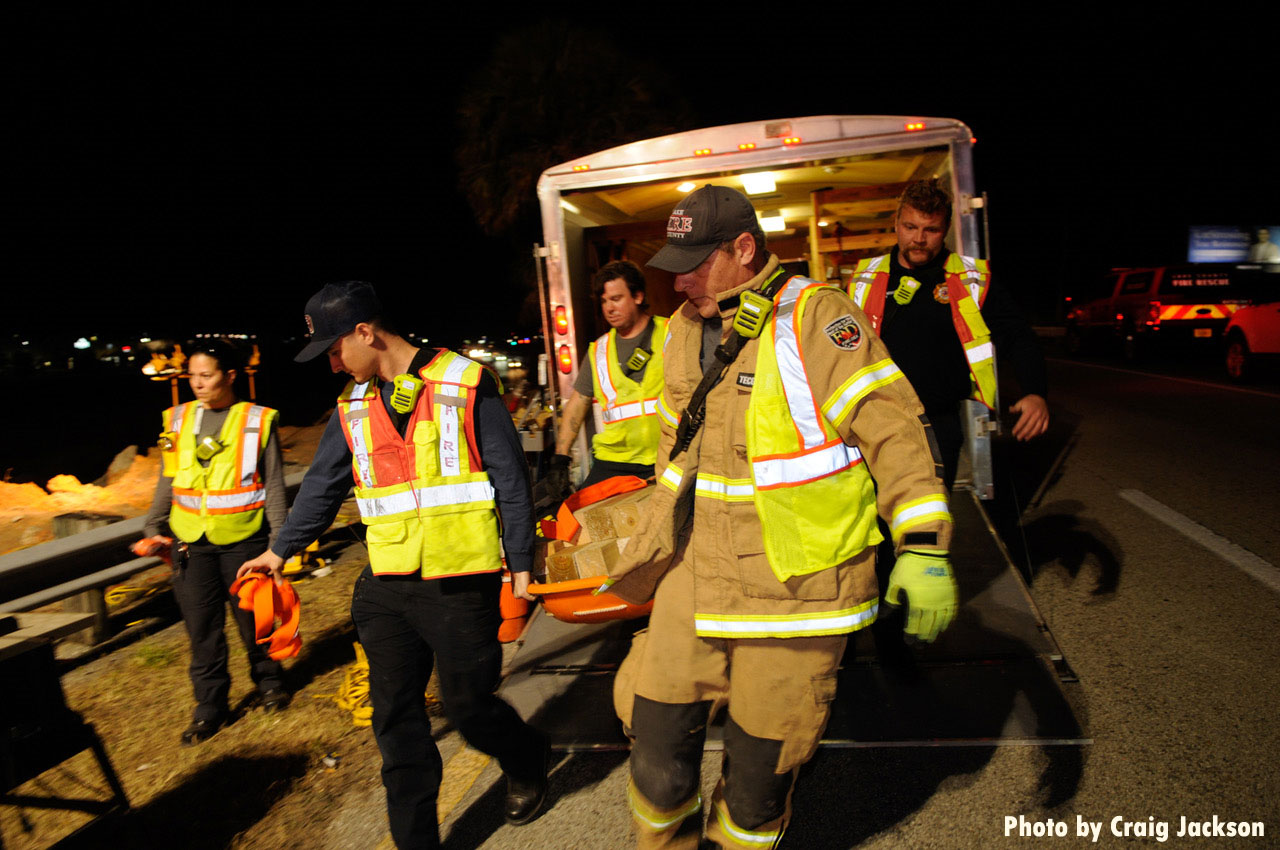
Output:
[823, 315, 862, 350]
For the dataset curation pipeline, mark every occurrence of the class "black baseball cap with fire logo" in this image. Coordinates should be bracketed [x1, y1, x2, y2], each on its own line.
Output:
[646, 184, 764, 275]
[294, 281, 382, 362]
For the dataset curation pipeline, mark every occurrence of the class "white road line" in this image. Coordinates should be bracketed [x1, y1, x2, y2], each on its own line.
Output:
[1118, 489, 1280, 594]
[1047, 358, 1280, 399]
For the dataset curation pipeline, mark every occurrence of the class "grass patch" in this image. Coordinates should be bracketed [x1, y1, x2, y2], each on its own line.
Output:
[134, 643, 179, 668]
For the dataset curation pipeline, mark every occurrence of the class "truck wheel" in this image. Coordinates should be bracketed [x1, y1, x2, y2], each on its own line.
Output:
[1225, 334, 1251, 382]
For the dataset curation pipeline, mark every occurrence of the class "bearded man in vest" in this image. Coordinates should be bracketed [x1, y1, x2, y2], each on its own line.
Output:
[847, 179, 1048, 491]
[239, 282, 549, 848]
[606, 185, 956, 849]
[544, 260, 668, 497]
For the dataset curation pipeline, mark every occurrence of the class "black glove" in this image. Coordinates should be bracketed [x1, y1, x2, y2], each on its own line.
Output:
[544, 453, 573, 501]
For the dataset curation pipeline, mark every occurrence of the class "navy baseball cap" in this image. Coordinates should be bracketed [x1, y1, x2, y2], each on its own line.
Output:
[647, 184, 764, 274]
[294, 281, 382, 362]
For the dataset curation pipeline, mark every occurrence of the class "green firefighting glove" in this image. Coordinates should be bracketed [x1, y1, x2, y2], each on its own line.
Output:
[884, 550, 957, 643]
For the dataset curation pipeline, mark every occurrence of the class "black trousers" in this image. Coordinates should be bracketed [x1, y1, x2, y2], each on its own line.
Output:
[170, 534, 285, 721]
[351, 567, 543, 850]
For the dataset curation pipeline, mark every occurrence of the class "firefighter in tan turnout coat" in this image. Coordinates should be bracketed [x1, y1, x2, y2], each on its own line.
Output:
[606, 185, 957, 848]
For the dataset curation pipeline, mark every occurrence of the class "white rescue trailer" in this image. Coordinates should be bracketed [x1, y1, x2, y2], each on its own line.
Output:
[511, 116, 1086, 751]
[532, 115, 997, 496]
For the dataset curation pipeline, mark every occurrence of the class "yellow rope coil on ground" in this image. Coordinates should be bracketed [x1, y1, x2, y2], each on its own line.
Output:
[320, 642, 441, 727]
[104, 584, 163, 606]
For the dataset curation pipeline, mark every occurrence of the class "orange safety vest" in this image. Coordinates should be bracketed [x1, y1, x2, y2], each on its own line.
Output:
[848, 252, 997, 409]
[335, 349, 503, 579]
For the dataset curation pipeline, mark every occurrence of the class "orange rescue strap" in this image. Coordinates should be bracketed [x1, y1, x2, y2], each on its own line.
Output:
[228, 572, 302, 661]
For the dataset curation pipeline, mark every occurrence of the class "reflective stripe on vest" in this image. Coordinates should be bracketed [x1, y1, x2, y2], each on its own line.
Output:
[600, 398, 659, 424]
[239, 405, 267, 485]
[694, 598, 878, 639]
[355, 480, 496, 520]
[345, 382, 377, 488]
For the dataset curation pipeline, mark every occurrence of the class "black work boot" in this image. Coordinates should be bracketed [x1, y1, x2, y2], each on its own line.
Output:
[503, 739, 550, 825]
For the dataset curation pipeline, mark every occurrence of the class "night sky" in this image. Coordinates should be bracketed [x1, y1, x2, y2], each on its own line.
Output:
[10, 11, 1277, 347]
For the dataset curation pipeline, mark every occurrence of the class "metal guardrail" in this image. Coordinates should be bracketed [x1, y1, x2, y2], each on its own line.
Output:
[0, 470, 309, 613]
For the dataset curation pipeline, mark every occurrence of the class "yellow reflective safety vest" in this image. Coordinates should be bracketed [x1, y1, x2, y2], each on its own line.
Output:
[744, 277, 882, 582]
[335, 350, 502, 579]
[165, 401, 277, 545]
[588, 316, 668, 465]
[849, 252, 997, 408]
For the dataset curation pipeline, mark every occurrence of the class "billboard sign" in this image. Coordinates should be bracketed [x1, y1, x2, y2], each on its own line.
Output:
[1189, 225, 1280, 263]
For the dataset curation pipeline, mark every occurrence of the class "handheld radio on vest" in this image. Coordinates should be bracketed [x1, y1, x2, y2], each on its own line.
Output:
[389, 373, 425, 414]
[625, 347, 652, 372]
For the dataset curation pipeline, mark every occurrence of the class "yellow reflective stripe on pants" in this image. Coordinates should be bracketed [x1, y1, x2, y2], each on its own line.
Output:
[628, 778, 701, 831]
[694, 600, 877, 638]
[713, 798, 783, 847]
[889, 495, 952, 538]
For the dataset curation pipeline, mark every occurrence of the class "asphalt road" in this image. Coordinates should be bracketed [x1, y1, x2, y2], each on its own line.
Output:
[358, 353, 1280, 849]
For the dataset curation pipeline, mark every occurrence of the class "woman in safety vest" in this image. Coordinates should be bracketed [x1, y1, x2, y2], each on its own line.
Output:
[135, 339, 290, 745]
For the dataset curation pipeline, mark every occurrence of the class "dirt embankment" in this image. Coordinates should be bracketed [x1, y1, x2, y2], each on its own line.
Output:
[0, 425, 325, 556]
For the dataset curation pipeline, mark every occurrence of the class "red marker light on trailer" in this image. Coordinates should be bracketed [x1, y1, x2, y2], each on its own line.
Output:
[557, 345, 573, 373]
[694, 148, 712, 156]
[905, 122, 925, 131]
[554, 306, 569, 335]
[738, 142, 756, 150]
[572, 164, 590, 171]
[782, 137, 801, 145]
[970, 137, 978, 144]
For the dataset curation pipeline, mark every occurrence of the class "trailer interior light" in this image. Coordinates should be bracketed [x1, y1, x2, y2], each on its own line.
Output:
[738, 142, 756, 150]
[759, 213, 786, 233]
[676, 181, 697, 193]
[740, 172, 776, 195]
[818, 220, 829, 227]
[557, 345, 573, 373]
[694, 148, 712, 156]
[559, 199, 580, 214]
[554, 305, 569, 335]
[905, 122, 926, 131]
[572, 164, 590, 171]
[782, 137, 801, 145]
